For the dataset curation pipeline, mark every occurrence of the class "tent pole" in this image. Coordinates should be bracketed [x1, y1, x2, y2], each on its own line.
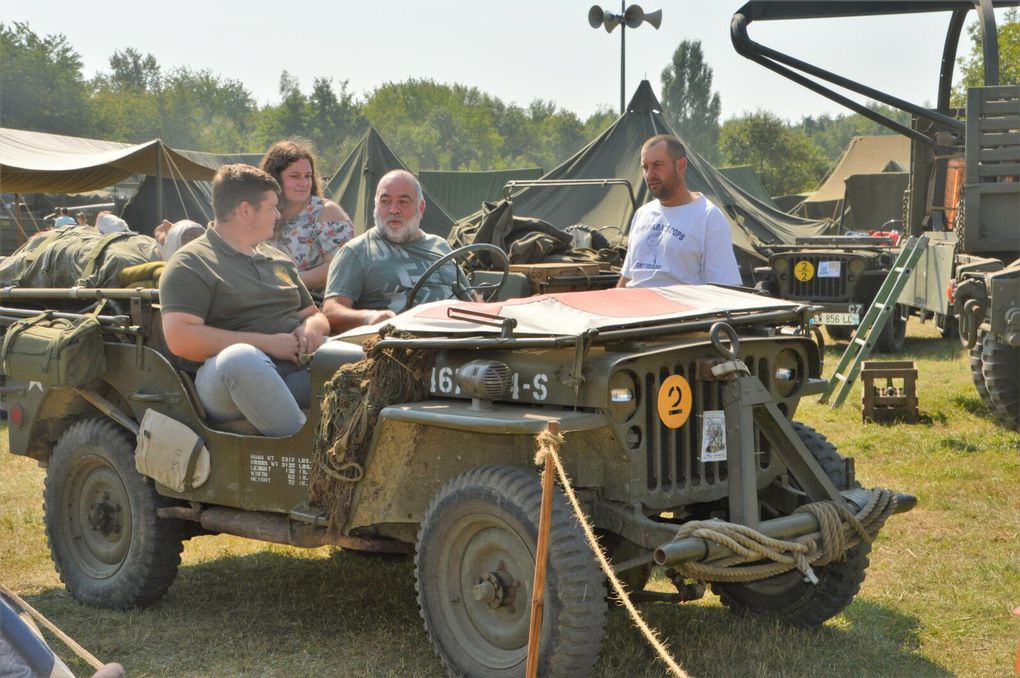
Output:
[156, 140, 164, 223]
[13, 193, 28, 243]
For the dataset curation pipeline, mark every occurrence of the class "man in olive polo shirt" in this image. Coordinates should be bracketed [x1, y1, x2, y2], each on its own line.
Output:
[159, 164, 330, 436]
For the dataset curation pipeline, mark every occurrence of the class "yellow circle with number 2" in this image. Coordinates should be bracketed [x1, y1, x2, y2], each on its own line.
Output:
[794, 260, 815, 282]
[657, 375, 693, 429]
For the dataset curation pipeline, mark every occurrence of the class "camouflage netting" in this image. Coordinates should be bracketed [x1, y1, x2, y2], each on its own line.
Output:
[309, 328, 436, 531]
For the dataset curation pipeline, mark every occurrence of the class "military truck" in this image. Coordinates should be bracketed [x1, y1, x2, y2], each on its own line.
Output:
[753, 234, 908, 351]
[0, 255, 915, 675]
[733, 0, 1020, 431]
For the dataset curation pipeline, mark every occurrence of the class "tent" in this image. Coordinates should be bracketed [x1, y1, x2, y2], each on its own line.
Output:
[419, 167, 544, 220]
[324, 127, 456, 237]
[455, 81, 834, 282]
[797, 135, 910, 219]
[0, 128, 215, 194]
[842, 171, 910, 230]
[120, 150, 263, 235]
[717, 165, 777, 208]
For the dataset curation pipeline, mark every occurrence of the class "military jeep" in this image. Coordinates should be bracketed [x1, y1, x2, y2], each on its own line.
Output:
[754, 235, 909, 352]
[1, 276, 914, 676]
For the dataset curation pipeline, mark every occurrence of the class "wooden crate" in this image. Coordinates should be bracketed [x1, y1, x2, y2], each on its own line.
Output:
[508, 262, 607, 295]
[861, 360, 918, 423]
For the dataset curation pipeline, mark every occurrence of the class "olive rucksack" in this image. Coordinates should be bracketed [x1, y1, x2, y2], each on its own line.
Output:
[0, 226, 161, 289]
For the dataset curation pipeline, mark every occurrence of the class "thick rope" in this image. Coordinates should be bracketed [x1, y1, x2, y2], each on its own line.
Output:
[534, 429, 689, 678]
[670, 489, 898, 583]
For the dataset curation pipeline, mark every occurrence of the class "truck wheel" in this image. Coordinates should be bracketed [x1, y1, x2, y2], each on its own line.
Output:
[875, 304, 907, 353]
[44, 418, 183, 609]
[981, 332, 1020, 431]
[713, 422, 869, 627]
[415, 465, 606, 677]
[936, 313, 958, 341]
[969, 330, 998, 414]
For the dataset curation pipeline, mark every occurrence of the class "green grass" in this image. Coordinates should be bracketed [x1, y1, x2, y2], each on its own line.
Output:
[1, 319, 1017, 677]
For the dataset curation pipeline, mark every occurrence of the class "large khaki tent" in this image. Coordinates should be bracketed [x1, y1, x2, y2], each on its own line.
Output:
[798, 134, 910, 219]
[0, 128, 215, 194]
[457, 81, 834, 281]
[324, 128, 456, 237]
[419, 167, 544, 220]
[120, 151, 264, 234]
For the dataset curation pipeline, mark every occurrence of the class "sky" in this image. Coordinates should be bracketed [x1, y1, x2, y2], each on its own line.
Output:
[8, 1, 996, 123]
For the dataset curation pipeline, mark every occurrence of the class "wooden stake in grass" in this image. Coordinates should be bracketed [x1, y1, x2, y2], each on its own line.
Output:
[526, 420, 558, 678]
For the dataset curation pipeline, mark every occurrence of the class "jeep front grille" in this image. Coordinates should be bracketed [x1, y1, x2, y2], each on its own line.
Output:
[640, 356, 774, 499]
[785, 255, 849, 300]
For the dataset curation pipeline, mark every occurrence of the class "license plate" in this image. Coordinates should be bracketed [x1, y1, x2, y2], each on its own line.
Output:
[814, 312, 859, 326]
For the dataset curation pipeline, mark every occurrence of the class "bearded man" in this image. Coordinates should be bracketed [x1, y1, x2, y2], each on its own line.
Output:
[617, 134, 741, 288]
[322, 170, 459, 333]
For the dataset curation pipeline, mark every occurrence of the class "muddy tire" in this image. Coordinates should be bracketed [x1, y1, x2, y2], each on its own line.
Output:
[415, 465, 606, 677]
[875, 304, 907, 353]
[981, 332, 1020, 432]
[44, 418, 183, 608]
[713, 422, 869, 627]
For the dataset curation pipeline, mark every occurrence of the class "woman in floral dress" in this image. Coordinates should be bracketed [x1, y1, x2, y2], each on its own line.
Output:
[259, 140, 354, 298]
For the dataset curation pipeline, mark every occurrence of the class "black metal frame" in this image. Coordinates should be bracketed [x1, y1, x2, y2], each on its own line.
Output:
[731, 1, 1017, 145]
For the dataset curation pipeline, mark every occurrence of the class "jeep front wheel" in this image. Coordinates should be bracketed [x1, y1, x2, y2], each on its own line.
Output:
[713, 422, 870, 627]
[415, 465, 606, 677]
[44, 418, 183, 608]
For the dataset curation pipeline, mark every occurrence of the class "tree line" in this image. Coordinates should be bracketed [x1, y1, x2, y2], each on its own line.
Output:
[3, 14, 1016, 198]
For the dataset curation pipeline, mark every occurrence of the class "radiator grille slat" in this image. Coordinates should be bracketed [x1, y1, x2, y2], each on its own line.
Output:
[786, 255, 849, 299]
[643, 355, 771, 495]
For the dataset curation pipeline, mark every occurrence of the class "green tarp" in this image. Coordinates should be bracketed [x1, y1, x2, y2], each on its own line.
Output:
[419, 167, 544, 220]
[843, 172, 910, 231]
[456, 81, 835, 282]
[717, 165, 777, 208]
[324, 128, 456, 237]
[0, 128, 215, 194]
[120, 151, 264, 235]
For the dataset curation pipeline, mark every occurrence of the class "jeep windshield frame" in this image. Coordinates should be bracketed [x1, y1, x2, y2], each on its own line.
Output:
[731, 1, 1019, 146]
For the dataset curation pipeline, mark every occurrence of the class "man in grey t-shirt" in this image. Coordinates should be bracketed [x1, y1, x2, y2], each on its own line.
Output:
[323, 170, 458, 334]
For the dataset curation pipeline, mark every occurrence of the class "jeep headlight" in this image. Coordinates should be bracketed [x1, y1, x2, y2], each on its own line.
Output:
[849, 258, 866, 274]
[773, 258, 790, 273]
[607, 370, 640, 422]
[773, 348, 805, 398]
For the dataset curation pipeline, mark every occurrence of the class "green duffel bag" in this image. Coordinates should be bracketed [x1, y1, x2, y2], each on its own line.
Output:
[1, 303, 107, 387]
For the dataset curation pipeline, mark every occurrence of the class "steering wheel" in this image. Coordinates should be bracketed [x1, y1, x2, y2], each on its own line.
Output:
[402, 243, 510, 312]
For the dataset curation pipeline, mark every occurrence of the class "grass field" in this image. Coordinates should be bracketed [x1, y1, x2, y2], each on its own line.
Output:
[1, 320, 1017, 677]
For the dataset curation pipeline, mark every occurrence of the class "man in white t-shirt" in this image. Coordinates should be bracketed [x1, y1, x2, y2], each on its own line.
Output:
[618, 134, 741, 287]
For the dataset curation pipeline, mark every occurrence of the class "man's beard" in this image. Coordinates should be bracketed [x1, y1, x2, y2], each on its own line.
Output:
[374, 208, 423, 244]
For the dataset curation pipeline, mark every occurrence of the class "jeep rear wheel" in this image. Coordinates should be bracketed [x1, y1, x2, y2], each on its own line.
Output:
[713, 422, 870, 627]
[415, 465, 606, 677]
[981, 332, 1020, 432]
[44, 418, 183, 608]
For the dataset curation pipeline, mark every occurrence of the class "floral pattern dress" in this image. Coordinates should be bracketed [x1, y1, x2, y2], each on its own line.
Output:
[268, 196, 354, 276]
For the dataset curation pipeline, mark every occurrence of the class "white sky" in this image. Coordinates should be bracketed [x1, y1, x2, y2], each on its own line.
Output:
[6, 1, 996, 123]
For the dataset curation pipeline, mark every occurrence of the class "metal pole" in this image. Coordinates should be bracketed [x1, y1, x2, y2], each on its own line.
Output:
[155, 139, 164, 223]
[12, 193, 28, 243]
[620, 0, 626, 114]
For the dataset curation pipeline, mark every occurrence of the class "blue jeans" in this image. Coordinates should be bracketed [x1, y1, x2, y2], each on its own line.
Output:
[194, 343, 309, 436]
